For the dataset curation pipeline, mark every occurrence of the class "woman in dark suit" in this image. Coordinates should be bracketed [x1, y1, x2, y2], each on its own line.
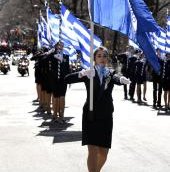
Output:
[65, 46, 130, 172]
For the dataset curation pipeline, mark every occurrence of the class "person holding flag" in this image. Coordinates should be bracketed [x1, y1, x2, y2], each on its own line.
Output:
[44, 41, 70, 122]
[65, 46, 130, 172]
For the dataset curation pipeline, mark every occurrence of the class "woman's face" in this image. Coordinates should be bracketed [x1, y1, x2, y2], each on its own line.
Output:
[94, 50, 108, 66]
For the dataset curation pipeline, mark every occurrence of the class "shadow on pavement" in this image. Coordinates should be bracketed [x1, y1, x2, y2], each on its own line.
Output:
[36, 116, 82, 143]
[53, 131, 82, 143]
[157, 109, 170, 116]
[33, 112, 52, 121]
[30, 103, 81, 143]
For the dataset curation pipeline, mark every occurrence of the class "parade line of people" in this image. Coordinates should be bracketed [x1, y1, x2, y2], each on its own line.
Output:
[31, 42, 169, 172]
[118, 46, 170, 111]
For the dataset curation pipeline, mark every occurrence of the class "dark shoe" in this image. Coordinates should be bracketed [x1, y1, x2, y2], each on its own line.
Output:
[152, 104, 157, 109]
[124, 96, 128, 100]
[130, 97, 135, 101]
[157, 104, 162, 108]
[137, 99, 142, 104]
[32, 98, 39, 102]
[143, 97, 147, 101]
[164, 106, 168, 111]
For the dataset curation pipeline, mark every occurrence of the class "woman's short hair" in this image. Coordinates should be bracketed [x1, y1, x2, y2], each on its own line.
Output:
[93, 46, 109, 60]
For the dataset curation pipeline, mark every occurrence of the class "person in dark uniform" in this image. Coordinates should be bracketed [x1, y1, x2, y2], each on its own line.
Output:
[152, 48, 163, 109]
[45, 41, 70, 121]
[161, 52, 170, 111]
[134, 52, 147, 103]
[127, 49, 139, 101]
[31, 48, 51, 113]
[119, 53, 130, 99]
[30, 49, 43, 103]
[65, 46, 130, 172]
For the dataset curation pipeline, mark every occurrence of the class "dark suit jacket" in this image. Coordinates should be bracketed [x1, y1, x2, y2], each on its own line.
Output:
[65, 68, 122, 120]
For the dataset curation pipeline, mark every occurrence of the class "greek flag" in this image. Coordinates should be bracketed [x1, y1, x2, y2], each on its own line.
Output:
[39, 15, 51, 48]
[88, 0, 161, 73]
[46, 7, 60, 46]
[46, 7, 77, 60]
[61, 4, 102, 68]
[45, 4, 102, 66]
[37, 22, 42, 49]
[150, 16, 170, 54]
[166, 16, 170, 52]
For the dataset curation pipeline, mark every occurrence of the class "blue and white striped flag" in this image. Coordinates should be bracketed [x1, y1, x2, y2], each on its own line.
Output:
[46, 6, 80, 49]
[39, 15, 51, 48]
[166, 16, 170, 52]
[37, 22, 42, 49]
[150, 28, 167, 53]
[61, 4, 102, 68]
[45, 4, 102, 67]
[46, 7, 77, 60]
[150, 16, 170, 54]
[46, 7, 60, 46]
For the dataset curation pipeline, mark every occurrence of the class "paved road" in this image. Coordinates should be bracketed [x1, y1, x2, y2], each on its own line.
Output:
[0, 62, 170, 172]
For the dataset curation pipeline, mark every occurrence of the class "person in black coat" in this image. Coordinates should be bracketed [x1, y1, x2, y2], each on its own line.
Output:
[65, 46, 130, 172]
[134, 53, 148, 103]
[119, 53, 129, 99]
[127, 49, 138, 101]
[152, 48, 163, 109]
[45, 41, 70, 121]
[161, 53, 170, 111]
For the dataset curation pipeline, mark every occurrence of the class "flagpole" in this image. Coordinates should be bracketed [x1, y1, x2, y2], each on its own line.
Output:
[89, 20, 94, 113]
[164, 9, 169, 54]
[36, 19, 40, 50]
[88, 0, 94, 117]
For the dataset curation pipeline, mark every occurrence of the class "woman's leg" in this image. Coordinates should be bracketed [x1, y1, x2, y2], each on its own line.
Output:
[46, 93, 52, 114]
[168, 91, 170, 108]
[87, 145, 109, 172]
[52, 96, 59, 119]
[87, 145, 98, 172]
[143, 81, 147, 101]
[59, 96, 65, 118]
[137, 84, 141, 102]
[55, 97, 60, 117]
[164, 91, 168, 109]
[96, 146, 109, 172]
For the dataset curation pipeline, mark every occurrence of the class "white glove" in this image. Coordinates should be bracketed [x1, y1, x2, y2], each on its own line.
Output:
[120, 76, 131, 84]
[79, 68, 95, 79]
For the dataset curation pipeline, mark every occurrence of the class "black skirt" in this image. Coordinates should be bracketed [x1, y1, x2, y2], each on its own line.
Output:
[82, 114, 113, 148]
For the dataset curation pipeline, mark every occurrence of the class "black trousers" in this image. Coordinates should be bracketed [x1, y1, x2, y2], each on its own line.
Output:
[129, 81, 136, 99]
[153, 81, 162, 106]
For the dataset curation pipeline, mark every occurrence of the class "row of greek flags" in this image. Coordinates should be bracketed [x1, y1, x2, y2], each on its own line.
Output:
[38, 0, 170, 73]
[37, 4, 102, 68]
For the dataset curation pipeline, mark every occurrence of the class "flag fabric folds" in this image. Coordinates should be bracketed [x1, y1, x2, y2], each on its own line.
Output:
[61, 4, 102, 68]
[45, 5, 102, 67]
[150, 16, 170, 54]
[88, 0, 161, 73]
[166, 16, 170, 52]
[46, 7, 60, 46]
[38, 15, 51, 48]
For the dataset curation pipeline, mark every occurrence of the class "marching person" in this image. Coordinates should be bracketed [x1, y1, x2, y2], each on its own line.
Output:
[128, 49, 138, 101]
[134, 52, 148, 103]
[30, 49, 43, 103]
[119, 52, 129, 99]
[45, 41, 70, 122]
[152, 48, 163, 109]
[161, 52, 170, 111]
[65, 46, 131, 172]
